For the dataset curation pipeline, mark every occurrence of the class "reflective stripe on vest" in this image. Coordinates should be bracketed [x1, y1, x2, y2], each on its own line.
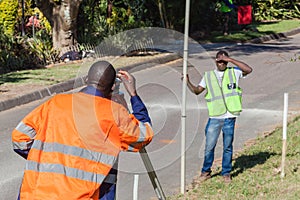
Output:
[15, 121, 37, 138]
[12, 121, 36, 150]
[32, 140, 116, 165]
[26, 160, 106, 184]
[127, 121, 150, 152]
[205, 68, 242, 116]
[222, 68, 242, 114]
[27, 139, 117, 184]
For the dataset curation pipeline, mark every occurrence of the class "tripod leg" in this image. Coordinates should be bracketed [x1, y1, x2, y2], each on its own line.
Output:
[139, 148, 166, 200]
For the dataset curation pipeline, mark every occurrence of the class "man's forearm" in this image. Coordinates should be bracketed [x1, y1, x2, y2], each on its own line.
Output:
[187, 81, 204, 95]
[130, 95, 151, 125]
[229, 58, 252, 75]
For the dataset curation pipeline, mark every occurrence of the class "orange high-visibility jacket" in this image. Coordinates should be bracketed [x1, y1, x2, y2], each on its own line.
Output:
[12, 90, 153, 200]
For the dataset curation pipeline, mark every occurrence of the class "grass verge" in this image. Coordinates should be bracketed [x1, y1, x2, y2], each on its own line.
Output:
[0, 63, 80, 86]
[169, 116, 300, 200]
[0, 53, 167, 87]
[201, 19, 300, 43]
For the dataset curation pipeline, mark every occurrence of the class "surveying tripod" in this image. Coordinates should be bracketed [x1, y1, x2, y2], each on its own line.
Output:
[139, 147, 166, 200]
[112, 79, 166, 200]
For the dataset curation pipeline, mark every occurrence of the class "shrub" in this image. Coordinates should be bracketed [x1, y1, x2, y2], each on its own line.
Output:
[0, 0, 18, 36]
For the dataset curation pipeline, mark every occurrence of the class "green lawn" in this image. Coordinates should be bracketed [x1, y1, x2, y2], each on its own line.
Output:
[202, 19, 300, 43]
[169, 116, 300, 200]
[0, 63, 80, 86]
[0, 53, 168, 86]
[256, 19, 300, 33]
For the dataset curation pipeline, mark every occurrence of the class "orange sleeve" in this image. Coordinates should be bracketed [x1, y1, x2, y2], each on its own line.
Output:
[12, 98, 50, 152]
[116, 106, 153, 152]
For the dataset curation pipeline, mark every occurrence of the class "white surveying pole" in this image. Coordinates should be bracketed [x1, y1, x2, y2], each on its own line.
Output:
[133, 174, 139, 200]
[280, 93, 288, 178]
[181, 0, 191, 194]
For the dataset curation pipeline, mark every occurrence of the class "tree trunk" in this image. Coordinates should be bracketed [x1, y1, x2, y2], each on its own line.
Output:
[157, 0, 170, 28]
[36, 0, 82, 50]
[158, 0, 165, 28]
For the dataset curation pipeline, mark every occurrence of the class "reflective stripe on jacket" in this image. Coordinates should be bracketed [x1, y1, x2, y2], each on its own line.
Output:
[12, 91, 153, 200]
[204, 68, 242, 117]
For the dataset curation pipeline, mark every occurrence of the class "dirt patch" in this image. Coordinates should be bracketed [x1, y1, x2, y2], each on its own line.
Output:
[0, 83, 47, 102]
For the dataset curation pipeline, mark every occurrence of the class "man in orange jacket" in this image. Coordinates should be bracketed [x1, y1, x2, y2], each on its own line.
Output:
[12, 61, 154, 200]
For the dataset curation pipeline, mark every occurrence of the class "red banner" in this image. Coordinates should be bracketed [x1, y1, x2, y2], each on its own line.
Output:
[238, 5, 252, 25]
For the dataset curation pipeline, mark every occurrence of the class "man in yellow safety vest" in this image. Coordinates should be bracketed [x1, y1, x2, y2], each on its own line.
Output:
[186, 50, 252, 183]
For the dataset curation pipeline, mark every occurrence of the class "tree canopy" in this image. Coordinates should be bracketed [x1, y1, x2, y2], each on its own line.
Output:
[0, 0, 299, 72]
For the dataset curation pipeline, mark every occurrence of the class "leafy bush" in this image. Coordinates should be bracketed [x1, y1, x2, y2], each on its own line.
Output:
[0, 0, 57, 72]
[0, 30, 28, 73]
[0, 0, 18, 36]
[253, 0, 300, 21]
[0, 25, 58, 73]
[26, 30, 60, 66]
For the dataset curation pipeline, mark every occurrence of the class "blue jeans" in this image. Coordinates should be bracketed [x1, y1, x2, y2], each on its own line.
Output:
[99, 184, 116, 200]
[201, 118, 236, 176]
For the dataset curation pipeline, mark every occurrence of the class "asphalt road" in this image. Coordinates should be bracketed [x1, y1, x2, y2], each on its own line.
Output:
[1, 33, 300, 200]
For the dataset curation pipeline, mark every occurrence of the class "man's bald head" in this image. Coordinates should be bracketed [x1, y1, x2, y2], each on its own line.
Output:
[87, 61, 116, 96]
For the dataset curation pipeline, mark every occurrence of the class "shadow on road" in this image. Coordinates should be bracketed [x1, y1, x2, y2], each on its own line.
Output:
[224, 37, 300, 56]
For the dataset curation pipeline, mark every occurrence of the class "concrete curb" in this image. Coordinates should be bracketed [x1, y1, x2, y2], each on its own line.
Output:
[0, 77, 86, 112]
[248, 27, 300, 43]
[0, 53, 180, 112]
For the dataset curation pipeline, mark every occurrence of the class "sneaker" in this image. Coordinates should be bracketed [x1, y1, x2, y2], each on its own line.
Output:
[223, 174, 232, 183]
[199, 172, 211, 182]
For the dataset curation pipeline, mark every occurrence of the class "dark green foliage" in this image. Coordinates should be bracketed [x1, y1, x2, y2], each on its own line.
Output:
[26, 30, 60, 66]
[0, 0, 56, 72]
[0, 25, 57, 73]
[0, 25, 26, 73]
[77, 0, 154, 45]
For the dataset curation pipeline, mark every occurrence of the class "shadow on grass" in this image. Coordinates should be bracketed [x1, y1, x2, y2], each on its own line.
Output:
[231, 151, 276, 177]
[0, 72, 31, 85]
[201, 29, 280, 44]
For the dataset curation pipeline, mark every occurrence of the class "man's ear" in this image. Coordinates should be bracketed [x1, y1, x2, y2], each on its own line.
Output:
[111, 83, 116, 93]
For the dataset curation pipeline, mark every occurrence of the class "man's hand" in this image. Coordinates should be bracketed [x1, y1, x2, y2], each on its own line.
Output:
[117, 70, 137, 97]
[216, 54, 230, 63]
[216, 54, 253, 75]
[181, 74, 190, 82]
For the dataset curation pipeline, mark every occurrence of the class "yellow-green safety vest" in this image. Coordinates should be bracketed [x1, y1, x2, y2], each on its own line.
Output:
[204, 68, 242, 117]
[220, 0, 233, 13]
